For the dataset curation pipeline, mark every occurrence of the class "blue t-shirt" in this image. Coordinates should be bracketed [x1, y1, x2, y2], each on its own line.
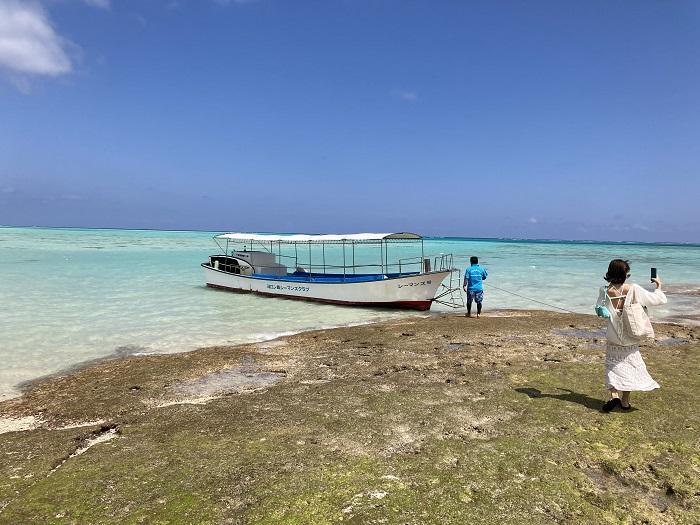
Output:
[464, 264, 488, 291]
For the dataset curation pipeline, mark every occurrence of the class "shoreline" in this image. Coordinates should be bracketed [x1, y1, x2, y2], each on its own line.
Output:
[3, 312, 433, 404]
[2, 306, 697, 405]
[3, 308, 557, 423]
[1, 310, 698, 523]
[0, 309, 584, 404]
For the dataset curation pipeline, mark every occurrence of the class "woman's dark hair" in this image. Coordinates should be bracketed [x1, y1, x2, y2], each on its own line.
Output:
[470, 256, 479, 265]
[605, 259, 630, 285]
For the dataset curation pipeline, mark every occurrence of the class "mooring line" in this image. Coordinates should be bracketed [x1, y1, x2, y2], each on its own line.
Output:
[484, 283, 586, 315]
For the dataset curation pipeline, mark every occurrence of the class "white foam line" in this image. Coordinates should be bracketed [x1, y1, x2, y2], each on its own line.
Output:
[208, 314, 430, 351]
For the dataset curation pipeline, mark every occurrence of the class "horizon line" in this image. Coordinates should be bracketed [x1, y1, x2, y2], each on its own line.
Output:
[2, 224, 699, 248]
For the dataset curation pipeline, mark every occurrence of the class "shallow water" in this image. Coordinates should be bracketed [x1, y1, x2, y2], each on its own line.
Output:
[1, 227, 699, 399]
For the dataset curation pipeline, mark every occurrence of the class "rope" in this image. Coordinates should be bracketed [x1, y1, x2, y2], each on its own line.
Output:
[483, 283, 586, 315]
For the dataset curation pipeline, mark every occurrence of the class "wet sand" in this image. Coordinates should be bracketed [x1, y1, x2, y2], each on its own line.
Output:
[1, 310, 699, 524]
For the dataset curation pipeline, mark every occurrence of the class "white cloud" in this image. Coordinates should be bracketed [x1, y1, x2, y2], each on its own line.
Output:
[393, 89, 417, 102]
[130, 12, 147, 27]
[81, 0, 110, 8]
[214, 0, 259, 5]
[528, 217, 538, 224]
[0, 0, 72, 76]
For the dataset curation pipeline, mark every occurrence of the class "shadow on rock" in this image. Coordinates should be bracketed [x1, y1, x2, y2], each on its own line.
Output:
[515, 387, 602, 411]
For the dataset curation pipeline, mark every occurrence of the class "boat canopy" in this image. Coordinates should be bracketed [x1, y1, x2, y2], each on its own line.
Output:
[215, 232, 422, 243]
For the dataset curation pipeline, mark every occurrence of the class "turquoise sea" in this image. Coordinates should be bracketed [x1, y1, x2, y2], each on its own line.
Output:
[1, 227, 699, 400]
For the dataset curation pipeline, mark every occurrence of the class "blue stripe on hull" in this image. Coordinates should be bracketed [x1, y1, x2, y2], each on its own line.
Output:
[250, 272, 420, 284]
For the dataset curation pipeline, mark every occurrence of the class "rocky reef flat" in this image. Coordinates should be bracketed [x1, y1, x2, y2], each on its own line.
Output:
[1, 311, 698, 524]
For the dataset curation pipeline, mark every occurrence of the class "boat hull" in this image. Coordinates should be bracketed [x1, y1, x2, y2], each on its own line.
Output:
[202, 265, 450, 311]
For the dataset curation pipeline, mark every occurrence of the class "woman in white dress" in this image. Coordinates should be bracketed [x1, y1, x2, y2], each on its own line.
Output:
[595, 259, 667, 412]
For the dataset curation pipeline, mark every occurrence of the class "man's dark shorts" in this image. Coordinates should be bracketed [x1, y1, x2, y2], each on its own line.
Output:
[467, 290, 484, 303]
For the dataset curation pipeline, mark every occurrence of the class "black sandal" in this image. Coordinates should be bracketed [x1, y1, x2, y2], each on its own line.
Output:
[620, 403, 632, 411]
[602, 398, 621, 413]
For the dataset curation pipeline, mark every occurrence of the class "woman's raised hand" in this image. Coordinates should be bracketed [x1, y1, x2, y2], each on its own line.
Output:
[651, 277, 662, 289]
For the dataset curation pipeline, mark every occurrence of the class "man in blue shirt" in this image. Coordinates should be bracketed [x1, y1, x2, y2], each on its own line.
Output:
[463, 256, 488, 318]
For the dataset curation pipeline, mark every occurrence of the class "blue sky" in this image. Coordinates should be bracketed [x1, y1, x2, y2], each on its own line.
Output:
[1, 0, 699, 242]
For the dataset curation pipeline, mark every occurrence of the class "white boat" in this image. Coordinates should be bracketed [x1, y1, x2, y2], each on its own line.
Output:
[202, 232, 462, 311]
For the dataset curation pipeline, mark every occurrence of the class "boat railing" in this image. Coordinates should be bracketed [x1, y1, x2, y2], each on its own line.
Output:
[273, 252, 457, 276]
[398, 253, 454, 273]
[209, 254, 455, 277]
[250, 262, 424, 275]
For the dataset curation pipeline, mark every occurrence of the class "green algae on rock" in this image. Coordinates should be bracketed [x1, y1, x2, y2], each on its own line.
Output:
[1, 311, 698, 524]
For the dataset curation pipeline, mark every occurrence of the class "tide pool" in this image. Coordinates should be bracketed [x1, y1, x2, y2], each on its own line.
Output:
[1, 227, 699, 400]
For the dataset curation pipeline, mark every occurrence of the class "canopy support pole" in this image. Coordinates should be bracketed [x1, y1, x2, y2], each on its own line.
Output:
[380, 241, 384, 275]
[385, 241, 388, 275]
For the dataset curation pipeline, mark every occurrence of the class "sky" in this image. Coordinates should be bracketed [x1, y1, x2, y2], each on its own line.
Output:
[1, 0, 699, 242]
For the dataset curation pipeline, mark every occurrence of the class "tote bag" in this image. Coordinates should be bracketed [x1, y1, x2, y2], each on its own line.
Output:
[622, 286, 655, 341]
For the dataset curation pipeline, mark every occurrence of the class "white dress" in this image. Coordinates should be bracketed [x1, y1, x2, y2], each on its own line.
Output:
[596, 283, 667, 391]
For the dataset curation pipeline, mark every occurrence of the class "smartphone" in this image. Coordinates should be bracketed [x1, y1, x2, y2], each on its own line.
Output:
[650, 267, 657, 280]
